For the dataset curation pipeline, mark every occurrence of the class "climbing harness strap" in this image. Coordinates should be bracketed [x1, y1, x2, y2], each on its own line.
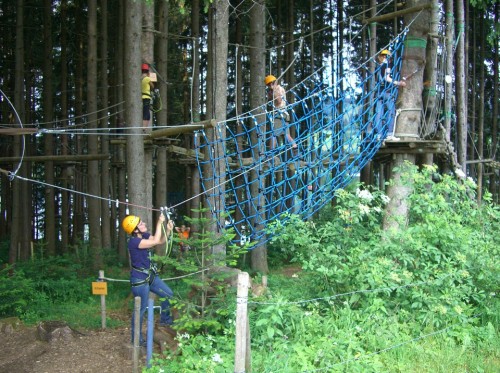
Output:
[131, 251, 158, 287]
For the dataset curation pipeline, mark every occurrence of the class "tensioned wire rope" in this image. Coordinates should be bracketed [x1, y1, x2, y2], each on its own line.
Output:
[0, 26, 408, 221]
[6, 1, 393, 136]
[1, 102, 126, 132]
[1, 8, 460, 294]
[247, 272, 455, 307]
[2, 12, 421, 250]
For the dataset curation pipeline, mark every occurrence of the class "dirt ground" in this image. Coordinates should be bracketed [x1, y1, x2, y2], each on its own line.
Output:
[1, 266, 302, 373]
[0, 320, 144, 373]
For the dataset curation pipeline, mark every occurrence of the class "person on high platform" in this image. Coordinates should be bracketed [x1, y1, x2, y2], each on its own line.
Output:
[141, 63, 154, 128]
[374, 49, 406, 142]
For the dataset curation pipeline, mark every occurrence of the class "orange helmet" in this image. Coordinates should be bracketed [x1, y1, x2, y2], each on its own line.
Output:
[264, 75, 277, 85]
[141, 63, 149, 71]
[380, 49, 391, 56]
[122, 215, 140, 235]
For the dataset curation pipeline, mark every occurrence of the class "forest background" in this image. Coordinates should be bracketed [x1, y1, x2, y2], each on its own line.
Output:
[0, 0, 499, 371]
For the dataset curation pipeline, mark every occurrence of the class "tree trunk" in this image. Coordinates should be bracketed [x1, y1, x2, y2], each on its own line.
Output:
[142, 1, 155, 226]
[455, 0, 467, 171]
[476, 12, 485, 204]
[9, 0, 30, 264]
[234, 2, 244, 235]
[100, 0, 112, 250]
[43, 0, 56, 256]
[383, 0, 433, 231]
[87, 0, 103, 267]
[114, 0, 127, 261]
[60, 0, 70, 253]
[72, 0, 86, 245]
[125, 0, 147, 219]
[155, 0, 169, 223]
[488, 3, 499, 202]
[360, 0, 378, 185]
[249, 0, 268, 274]
[190, 0, 201, 227]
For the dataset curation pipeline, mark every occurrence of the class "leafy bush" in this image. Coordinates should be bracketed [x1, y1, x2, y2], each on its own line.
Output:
[269, 164, 499, 329]
[0, 266, 39, 317]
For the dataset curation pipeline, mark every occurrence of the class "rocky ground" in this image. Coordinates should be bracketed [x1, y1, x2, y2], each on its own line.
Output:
[0, 318, 147, 373]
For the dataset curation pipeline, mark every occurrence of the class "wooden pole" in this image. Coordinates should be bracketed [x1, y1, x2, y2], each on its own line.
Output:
[133, 296, 141, 373]
[234, 272, 250, 373]
[362, 3, 432, 25]
[146, 295, 155, 367]
[99, 270, 106, 329]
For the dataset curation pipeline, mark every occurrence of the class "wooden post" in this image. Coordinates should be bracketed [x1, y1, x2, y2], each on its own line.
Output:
[146, 295, 155, 367]
[234, 272, 250, 373]
[133, 296, 141, 373]
[99, 270, 106, 329]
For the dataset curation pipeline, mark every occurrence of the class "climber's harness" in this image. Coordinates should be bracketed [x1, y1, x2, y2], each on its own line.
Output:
[131, 250, 158, 287]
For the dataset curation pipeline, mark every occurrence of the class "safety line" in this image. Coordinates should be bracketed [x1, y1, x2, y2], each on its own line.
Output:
[248, 273, 453, 306]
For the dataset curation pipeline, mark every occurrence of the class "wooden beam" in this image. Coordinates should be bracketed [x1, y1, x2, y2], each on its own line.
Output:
[167, 144, 202, 159]
[363, 3, 432, 25]
[0, 128, 38, 135]
[149, 119, 216, 139]
[0, 154, 109, 163]
[465, 158, 493, 165]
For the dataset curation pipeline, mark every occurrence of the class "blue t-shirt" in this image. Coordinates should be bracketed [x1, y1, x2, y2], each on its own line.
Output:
[128, 233, 152, 280]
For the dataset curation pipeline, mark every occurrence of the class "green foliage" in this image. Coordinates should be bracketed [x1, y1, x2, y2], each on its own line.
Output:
[151, 208, 246, 336]
[148, 332, 233, 372]
[0, 249, 129, 329]
[146, 165, 498, 372]
[270, 164, 499, 329]
[0, 266, 38, 317]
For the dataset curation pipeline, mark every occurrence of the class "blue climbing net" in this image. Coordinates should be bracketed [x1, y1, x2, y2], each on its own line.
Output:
[195, 34, 406, 248]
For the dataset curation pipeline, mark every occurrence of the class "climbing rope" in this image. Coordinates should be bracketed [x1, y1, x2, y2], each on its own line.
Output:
[195, 32, 408, 247]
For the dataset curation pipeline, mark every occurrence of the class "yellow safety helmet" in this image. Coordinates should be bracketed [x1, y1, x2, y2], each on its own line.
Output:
[380, 49, 391, 56]
[264, 75, 277, 85]
[122, 215, 140, 235]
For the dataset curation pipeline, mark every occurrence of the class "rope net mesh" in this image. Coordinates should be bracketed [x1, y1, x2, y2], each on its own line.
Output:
[194, 35, 406, 247]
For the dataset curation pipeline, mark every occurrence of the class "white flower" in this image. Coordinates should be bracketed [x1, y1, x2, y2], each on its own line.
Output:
[356, 189, 373, 201]
[466, 176, 477, 187]
[381, 194, 390, 204]
[358, 204, 370, 215]
[455, 168, 466, 179]
[212, 353, 223, 363]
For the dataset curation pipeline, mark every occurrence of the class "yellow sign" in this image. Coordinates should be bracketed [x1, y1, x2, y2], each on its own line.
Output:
[92, 281, 108, 295]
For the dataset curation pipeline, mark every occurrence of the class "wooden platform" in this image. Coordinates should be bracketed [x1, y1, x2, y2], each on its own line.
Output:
[377, 139, 446, 155]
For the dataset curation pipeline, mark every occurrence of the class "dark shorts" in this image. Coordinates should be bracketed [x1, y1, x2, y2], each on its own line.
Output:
[143, 98, 151, 120]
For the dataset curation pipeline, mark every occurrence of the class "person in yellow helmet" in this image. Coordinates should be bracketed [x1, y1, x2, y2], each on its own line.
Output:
[374, 49, 406, 141]
[122, 212, 175, 347]
[265, 74, 297, 151]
